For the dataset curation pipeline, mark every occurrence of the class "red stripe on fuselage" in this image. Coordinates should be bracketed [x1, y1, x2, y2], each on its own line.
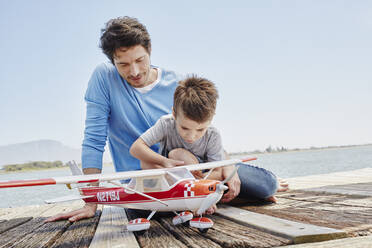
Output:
[80, 180, 216, 204]
[92, 195, 207, 205]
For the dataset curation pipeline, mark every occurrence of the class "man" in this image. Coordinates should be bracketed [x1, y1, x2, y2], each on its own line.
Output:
[46, 16, 288, 222]
[46, 16, 244, 222]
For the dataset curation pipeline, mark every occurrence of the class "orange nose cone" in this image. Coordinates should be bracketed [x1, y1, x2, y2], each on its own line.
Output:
[193, 180, 219, 196]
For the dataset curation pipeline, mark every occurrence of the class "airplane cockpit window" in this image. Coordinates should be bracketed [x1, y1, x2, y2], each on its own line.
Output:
[124, 175, 171, 193]
[127, 178, 136, 189]
[142, 175, 170, 192]
[164, 173, 176, 186]
[166, 168, 194, 186]
[124, 178, 137, 194]
[143, 178, 159, 190]
[168, 168, 194, 179]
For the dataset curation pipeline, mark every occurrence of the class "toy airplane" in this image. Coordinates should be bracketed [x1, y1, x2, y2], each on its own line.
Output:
[0, 157, 256, 233]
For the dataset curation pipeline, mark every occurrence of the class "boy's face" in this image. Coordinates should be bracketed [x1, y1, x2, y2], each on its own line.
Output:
[173, 109, 212, 144]
[113, 45, 152, 88]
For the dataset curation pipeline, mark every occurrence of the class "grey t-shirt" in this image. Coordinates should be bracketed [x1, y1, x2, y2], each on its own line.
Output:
[140, 114, 225, 162]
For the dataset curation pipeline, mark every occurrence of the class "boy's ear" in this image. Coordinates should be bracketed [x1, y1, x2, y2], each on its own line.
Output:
[172, 107, 176, 119]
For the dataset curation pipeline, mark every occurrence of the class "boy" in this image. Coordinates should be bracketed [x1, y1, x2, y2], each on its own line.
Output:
[130, 75, 225, 180]
[131, 75, 283, 209]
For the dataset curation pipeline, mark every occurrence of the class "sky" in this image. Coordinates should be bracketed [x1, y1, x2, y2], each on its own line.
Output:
[0, 0, 371, 152]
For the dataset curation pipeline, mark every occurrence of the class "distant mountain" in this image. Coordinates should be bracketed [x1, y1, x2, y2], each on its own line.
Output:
[0, 140, 112, 167]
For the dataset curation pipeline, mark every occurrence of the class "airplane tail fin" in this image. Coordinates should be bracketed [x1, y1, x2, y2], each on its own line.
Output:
[68, 160, 83, 175]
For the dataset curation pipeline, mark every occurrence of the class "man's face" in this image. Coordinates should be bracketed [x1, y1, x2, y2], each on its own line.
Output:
[113, 45, 152, 88]
[173, 109, 211, 144]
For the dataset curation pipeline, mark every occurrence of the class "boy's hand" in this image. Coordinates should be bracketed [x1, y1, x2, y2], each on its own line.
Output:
[191, 170, 204, 179]
[220, 167, 241, 203]
[163, 158, 184, 168]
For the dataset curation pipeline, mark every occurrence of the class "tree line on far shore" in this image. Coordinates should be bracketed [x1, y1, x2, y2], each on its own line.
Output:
[2, 161, 67, 172]
[229, 143, 371, 156]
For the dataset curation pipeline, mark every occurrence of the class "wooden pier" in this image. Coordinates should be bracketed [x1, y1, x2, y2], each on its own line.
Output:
[1, 168, 372, 248]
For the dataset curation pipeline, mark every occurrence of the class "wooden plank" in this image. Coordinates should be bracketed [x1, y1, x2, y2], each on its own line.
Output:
[0, 217, 32, 234]
[158, 214, 291, 248]
[211, 214, 292, 247]
[9, 218, 72, 248]
[0, 217, 47, 248]
[286, 168, 372, 190]
[303, 183, 372, 196]
[158, 216, 223, 248]
[0, 202, 85, 248]
[89, 205, 140, 248]
[135, 220, 187, 248]
[0, 204, 59, 247]
[245, 203, 372, 230]
[216, 205, 347, 244]
[241, 191, 372, 233]
[277, 190, 372, 209]
[0, 201, 85, 221]
[49, 206, 102, 248]
[126, 210, 187, 248]
[0, 204, 55, 220]
[281, 235, 372, 248]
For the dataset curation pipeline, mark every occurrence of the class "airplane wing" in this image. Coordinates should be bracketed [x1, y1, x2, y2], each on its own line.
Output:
[0, 157, 255, 188]
[0, 169, 167, 188]
[178, 157, 256, 172]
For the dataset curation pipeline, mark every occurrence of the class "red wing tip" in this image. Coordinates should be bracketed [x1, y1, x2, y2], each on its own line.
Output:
[241, 157, 257, 162]
[0, 178, 56, 188]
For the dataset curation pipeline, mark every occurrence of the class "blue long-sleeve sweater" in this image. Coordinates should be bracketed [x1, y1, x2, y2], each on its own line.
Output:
[82, 62, 180, 172]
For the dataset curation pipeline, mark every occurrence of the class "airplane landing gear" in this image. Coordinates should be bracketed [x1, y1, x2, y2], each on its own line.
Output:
[172, 211, 193, 226]
[190, 217, 213, 233]
[127, 210, 156, 232]
[127, 218, 150, 232]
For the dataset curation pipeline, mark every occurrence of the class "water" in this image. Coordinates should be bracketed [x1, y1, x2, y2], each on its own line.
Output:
[250, 145, 372, 178]
[1, 145, 371, 208]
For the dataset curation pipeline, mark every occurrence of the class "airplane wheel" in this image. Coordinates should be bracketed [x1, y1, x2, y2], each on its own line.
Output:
[198, 228, 209, 233]
[134, 230, 147, 235]
[182, 220, 190, 227]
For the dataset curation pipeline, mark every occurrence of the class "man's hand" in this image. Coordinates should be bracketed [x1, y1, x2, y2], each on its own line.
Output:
[45, 167, 100, 223]
[45, 203, 97, 223]
[220, 166, 241, 203]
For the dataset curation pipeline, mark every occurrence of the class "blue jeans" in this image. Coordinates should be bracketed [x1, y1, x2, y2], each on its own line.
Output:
[237, 163, 278, 199]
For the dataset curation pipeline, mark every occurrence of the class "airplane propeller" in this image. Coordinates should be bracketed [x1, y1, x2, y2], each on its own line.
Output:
[196, 165, 240, 215]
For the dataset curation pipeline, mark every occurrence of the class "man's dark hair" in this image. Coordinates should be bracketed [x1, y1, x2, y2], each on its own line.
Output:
[174, 75, 219, 123]
[100, 16, 151, 64]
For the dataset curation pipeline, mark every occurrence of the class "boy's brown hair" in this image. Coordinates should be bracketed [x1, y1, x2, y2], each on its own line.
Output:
[100, 16, 151, 64]
[173, 75, 219, 123]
